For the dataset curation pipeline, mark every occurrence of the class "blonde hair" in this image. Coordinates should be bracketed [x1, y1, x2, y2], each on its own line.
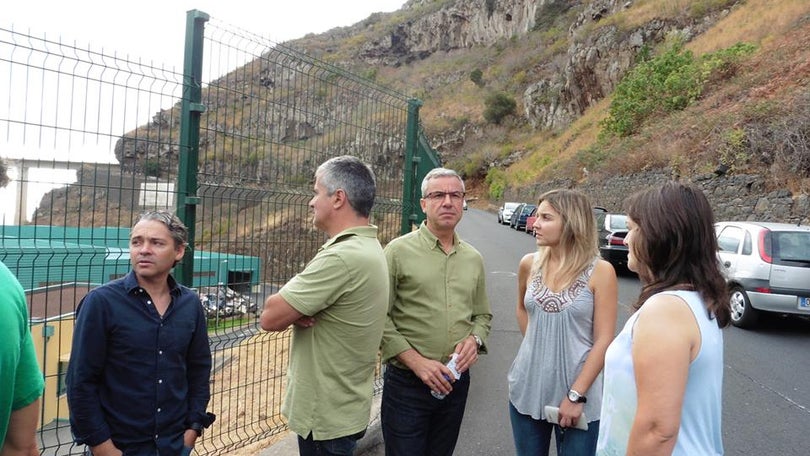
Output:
[532, 189, 599, 287]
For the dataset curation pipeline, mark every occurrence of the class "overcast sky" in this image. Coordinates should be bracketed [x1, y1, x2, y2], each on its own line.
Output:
[7, 0, 407, 68]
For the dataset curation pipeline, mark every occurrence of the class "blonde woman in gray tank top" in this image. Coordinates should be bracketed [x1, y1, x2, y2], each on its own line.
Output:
[507, 189, 618, 456]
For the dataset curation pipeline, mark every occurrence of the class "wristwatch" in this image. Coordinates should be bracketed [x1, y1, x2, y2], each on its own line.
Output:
[567, 389, 587, 403]
[472, 334, 483, 348]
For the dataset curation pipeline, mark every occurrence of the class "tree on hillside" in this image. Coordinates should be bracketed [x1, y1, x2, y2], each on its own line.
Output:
[0, 160, 8, 188]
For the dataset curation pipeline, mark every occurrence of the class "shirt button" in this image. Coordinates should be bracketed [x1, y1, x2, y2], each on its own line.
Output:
[157, 408, 162, 412]
[158, 379, 163, 384]
[155, 434, 159, 440]
[147, 300, 152, 305]
[159, 350, 163, 355]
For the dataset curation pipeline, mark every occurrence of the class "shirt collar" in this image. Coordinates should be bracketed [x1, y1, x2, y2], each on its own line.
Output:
[417, 221, 459, 252]
[124, 270, 181, 296]
[320, 225, 379, 251]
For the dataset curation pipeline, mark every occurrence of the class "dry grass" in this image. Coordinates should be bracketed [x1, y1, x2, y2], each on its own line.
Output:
[199, 331, 291, 455]
[688, 0, 810, 54]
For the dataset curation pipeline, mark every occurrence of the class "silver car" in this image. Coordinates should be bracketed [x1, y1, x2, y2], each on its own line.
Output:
[715, 221, 810, 328]
[498, 202, 521, 224]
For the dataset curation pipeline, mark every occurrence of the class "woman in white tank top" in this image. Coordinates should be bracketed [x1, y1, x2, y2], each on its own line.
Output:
[596, 182, 731, 456]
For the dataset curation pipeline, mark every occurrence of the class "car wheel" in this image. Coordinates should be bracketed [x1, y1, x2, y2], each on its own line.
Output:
[730, 286, 760, 329]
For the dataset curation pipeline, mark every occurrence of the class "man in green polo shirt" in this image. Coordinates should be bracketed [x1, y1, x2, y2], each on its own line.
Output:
[260, 155, 388, 456]
[380, 167, 492, 456]
[1, 259, 44, 455]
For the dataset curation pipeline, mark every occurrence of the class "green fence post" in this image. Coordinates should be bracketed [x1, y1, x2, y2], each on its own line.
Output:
[176, 9, 209, 287]
[401, 98, 423, 235]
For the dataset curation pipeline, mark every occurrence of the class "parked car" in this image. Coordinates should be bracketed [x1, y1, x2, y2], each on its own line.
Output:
[596, 212, 629, 269]
[508, 203, 526, 228]
[525, 208, 537, 235]
[511, 203, 536, 231]
[715, 221, 810, 328]
[498, 201, 521, 224]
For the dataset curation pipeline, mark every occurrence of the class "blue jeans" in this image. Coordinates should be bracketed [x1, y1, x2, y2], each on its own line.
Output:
[509, 401, 600, 456]
[381, 365, 471, 456]
[297, 430, 365, 456]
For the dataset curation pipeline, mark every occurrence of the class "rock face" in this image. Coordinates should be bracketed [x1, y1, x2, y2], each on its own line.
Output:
[361, 0, 730, 130]
[361, 0, 538, 66]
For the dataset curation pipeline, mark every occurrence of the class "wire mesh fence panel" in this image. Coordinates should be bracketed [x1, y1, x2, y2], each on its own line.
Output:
[1, 11, 420, 455]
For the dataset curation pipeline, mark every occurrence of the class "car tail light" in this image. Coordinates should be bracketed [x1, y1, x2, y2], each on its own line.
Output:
[608, 234, 625, 246]
[758, 229, 773, 264]
[753, 286, 772, 293]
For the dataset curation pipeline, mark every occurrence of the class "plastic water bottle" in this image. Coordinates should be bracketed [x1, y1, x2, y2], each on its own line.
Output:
[431, 354, 461, 400]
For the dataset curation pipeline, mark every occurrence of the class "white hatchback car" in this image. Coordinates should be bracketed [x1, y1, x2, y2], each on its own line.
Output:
[498, 202, 521, 224]
[715, 221, 810, 328]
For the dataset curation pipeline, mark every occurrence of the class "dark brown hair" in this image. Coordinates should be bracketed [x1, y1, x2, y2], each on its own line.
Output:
[624, 182, 730, 327]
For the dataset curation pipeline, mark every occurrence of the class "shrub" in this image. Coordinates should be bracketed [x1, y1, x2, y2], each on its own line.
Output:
[600, 41, 702, 137]
[602, 40, 757, 138]
[143, 158, 162, 177]
[483, 92, 517, 125]
[485, 168, 507, 199]
[470, 68, 484, 87]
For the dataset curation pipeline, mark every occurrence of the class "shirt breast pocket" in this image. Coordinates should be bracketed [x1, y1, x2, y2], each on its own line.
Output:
[164, 319, 197, 351]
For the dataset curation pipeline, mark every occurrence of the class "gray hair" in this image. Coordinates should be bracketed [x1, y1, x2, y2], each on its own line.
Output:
[133, 210, 189, 249]
[315, 155, 377, 217]
[420, 167, 465, 197]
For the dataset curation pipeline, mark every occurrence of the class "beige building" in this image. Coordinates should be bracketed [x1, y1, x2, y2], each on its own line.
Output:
[29, 283, 91, 426]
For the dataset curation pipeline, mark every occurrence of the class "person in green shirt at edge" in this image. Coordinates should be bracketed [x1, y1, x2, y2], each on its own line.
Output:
[260, 155, 389, 456]
[0, 259, 45, 456]
[380, 167, 493, 456]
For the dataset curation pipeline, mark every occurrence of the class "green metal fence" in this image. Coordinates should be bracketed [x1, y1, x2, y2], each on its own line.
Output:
[1, 10, 439, 455]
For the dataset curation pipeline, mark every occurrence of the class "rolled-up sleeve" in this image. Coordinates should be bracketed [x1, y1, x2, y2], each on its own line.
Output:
[470, 259, 492, 353]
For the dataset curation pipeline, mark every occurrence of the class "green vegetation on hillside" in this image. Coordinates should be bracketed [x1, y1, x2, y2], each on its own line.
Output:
[601, 39, 756, 138]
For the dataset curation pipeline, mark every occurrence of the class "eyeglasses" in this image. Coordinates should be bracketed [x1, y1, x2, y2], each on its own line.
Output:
[424, 191, 466, 202]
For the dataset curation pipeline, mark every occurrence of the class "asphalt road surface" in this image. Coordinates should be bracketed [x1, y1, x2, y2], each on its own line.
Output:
[449, 207, 810, 456]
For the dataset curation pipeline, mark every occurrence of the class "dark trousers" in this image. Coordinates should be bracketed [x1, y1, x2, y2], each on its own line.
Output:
[381, 365, 471, 456]
[297, 430, 365, 456]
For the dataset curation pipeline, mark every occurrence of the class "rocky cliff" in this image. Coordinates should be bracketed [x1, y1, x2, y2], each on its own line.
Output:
[357, 0, 734, 130]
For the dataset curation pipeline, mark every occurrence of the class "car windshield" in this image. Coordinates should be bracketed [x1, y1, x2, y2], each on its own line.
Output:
[609, 215, 628, 230]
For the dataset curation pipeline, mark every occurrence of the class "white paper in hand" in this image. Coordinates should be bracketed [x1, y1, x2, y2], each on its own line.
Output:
[543, 405, 589, 431]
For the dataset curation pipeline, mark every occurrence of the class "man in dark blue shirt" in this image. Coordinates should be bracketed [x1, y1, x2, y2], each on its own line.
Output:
[67, 211, 214, 456]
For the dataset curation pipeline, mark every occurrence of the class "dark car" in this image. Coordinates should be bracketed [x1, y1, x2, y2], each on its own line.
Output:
[596, 212, 629, 269]
[508, 203, 526, 228]
[510, 204, 537, 231]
